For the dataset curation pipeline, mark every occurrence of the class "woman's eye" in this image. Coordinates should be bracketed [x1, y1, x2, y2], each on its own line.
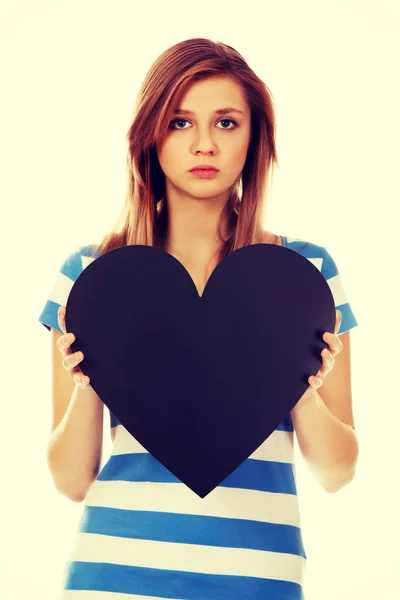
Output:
[169, 118, 238, 130]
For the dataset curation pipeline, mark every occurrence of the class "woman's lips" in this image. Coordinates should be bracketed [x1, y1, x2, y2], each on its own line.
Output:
[189, 165, 219, 172]
[189, 169, 219, 178]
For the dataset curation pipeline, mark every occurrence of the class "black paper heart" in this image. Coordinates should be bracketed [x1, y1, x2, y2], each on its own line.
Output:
[66, 243, 336, 498]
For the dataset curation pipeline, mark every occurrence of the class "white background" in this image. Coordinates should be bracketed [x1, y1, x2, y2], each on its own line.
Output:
[1, 1, 399, 598]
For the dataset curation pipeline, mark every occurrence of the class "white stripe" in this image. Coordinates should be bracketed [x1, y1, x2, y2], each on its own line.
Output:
[307, 257, 323, 271]
[81, 255, 96, 269]
[62, 592, 178, 600]
[85, 480, 302, 527]
[327, 273, 348, 307]
[111, 425, 294, 463]
[47, 255, 94, 307]
[48, 272, 74, 307]
[68, 532, 306, 585]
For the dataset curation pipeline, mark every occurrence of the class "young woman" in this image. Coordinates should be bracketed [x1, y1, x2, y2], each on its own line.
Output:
[38, 37, 359, 600]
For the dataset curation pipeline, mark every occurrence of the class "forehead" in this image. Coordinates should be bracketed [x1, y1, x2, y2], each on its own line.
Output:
[175, 77, 249, 113]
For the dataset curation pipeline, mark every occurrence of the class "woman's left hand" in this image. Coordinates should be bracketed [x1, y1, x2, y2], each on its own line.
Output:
[308, 309, 343, 389]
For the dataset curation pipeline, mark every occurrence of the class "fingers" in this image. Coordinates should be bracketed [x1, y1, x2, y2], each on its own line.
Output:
[334, 310, 342, 335]
[58, 305, 67, 334]
[312, 349, 334, 383]
[308, 311, 343, 390]
[63, 350, 84, 371]
[57, 333, 75, 354]
[309, 375, 323, 388]
[71, 364, 89, 386]
[63, 349, 90, 386]
[309, 338, 338, 388]
[322, 331, 343, 355]
[57, 306, 75, 352]
[56, 305, 90, 387]
[64, 352, 91, 387]
[73, 371, 90, 387]
[321, 348, 335, 370]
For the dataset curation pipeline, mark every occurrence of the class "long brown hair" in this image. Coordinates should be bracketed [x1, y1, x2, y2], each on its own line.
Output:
[95, 37, 279, 264]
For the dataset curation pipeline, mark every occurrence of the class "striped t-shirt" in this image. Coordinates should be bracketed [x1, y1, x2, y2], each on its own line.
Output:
[38, 236, 358, 599]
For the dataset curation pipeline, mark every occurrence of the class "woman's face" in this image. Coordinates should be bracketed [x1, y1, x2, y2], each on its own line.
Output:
[156, 76, 252, 206]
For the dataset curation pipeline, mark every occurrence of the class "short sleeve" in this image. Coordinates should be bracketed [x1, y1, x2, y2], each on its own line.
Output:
[37, 246, 96, 333]
[320, 247, 359, 335]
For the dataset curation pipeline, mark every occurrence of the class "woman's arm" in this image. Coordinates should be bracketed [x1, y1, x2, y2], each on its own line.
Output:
[291, 387, 359, 493]
[291, 331, 359, 493]
[47, 328, 104, 502]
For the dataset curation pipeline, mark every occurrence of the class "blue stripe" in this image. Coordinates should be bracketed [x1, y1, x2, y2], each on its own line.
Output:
[224, 457, 297, 494]
[64, 561, 304, 599]
[38, 300, 62, 332]
[79, 506, 306, 558]
[320, 247, 338, 280]
[59, 249, 84, 280]
[97, 453, 297, 494]
[80, 243, 100, 258]
[110, 411, 119, 427]
[337, 302, 358, 334]
[284, 238, 318, 257]
[283, 237, 358, 335]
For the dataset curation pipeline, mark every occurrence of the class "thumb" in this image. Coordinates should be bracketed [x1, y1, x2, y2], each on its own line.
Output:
[335, 310, 342, 334]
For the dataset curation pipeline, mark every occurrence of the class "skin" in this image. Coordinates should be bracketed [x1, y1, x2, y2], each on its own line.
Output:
[156, 75, 252, 269]
[311, 309, 343, 388]
[58, 76, 344, 392]
[57, 305, 90, 388]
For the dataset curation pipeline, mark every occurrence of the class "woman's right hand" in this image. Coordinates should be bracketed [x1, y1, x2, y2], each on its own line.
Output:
[57, 305, 91, 388]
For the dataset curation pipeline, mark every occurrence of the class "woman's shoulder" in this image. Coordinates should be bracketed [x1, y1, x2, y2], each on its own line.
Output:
[261, 231, 334, 268]
[55, 244, 100, 282]
[263, 232, 326, 255]
[80, 243, 101, 258]
[260, 231, 315, 249]
[260, 230, 283, 246]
